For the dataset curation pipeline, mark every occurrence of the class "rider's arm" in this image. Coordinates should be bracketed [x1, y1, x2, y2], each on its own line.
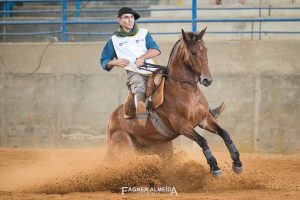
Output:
[100, 39, 117, 71]
[136, 32, 161, 66]
[145, 32, 161, 53]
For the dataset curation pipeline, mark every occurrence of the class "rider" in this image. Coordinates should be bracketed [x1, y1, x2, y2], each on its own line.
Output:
[100, 7, 161, 126]
[100, 7, 225, 125]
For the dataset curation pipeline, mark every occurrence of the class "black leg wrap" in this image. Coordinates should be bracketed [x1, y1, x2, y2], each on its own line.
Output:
[226, 143, 242, 167]
[203, 149, 213, 159]
[194, 132, 222, 176]
[226, 143, 238, 160]
[207, 156, 222, 177]
[218, 127, 241, 164]
[195, 135, 208, 149]
[217, 126, 243, 174]
[204, 152, 220, 172]
[208, 157, 220, 171]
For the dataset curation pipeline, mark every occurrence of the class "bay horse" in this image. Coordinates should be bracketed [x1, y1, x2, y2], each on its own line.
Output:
[105, 28, 243, 176]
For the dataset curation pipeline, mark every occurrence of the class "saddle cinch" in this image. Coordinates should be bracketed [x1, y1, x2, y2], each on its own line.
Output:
[124, 71, 165, 119]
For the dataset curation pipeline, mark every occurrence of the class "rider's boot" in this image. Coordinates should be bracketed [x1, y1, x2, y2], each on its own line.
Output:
[209, 102, 226, 119]
[134, 92, 147, 126]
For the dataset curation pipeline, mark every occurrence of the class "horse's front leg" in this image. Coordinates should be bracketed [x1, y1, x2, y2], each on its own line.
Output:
[216, 124, 243, 174]
[180, 126, 222, 177]
[201, 117, 243, 174]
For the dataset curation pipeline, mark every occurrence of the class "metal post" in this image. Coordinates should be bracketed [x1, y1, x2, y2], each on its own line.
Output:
[4, 1, 11, 17]
[192, 0, 197, 32]
[61, 0, 67, 42]
[3, 1, 7, 42]
[76, 0, 80, 18]
[259, 0, 262, 40]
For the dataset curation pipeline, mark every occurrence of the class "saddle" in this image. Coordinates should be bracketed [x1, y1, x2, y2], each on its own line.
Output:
[124, 71, 165, 118]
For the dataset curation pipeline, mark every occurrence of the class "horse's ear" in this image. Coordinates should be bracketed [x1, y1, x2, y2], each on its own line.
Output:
[182, 29, 192, 45]
[196, 27, 207, 41]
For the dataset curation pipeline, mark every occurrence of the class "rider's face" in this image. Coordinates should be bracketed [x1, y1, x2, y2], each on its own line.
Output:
[118, 14, 135, 32]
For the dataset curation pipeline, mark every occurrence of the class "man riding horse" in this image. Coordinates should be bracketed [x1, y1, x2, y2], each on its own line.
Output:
[100, 7, 242, 177]
[101, 7, 223, 126]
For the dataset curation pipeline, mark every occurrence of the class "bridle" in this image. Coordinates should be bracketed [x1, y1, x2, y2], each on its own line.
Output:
[187, 62, 202, 85]
[139, 62, 200, 87]
[187, 39, 208, 85]
[139, 39, 206, 87]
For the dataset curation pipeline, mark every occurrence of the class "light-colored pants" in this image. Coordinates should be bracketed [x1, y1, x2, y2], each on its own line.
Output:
[126, 70, 150, 94]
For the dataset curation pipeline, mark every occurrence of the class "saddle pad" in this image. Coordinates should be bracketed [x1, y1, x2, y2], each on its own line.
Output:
[124, 74, 165, 118]
[152, 77, 165, 109]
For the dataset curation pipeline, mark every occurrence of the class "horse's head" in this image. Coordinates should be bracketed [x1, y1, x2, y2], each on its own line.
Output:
[181, 27, 213, 87]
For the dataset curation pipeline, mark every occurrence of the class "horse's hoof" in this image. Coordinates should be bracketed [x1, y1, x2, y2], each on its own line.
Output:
[232, 165, 243, 174]
[212, 169, 223, 177]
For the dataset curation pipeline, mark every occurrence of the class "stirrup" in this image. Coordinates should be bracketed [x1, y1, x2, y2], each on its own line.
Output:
[136, 101, 147, 126]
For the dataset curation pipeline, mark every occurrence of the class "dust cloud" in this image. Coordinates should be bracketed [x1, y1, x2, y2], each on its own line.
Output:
[27, 151, 266, 194]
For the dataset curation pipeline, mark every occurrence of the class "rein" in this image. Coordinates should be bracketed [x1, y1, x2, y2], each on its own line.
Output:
[139, 62, 201, 86]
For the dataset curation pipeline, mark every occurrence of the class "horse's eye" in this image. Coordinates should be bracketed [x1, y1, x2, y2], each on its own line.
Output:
[191, 51, 196, 56]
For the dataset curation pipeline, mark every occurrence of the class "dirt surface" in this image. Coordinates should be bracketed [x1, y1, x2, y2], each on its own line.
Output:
[0, 147, 299, 200]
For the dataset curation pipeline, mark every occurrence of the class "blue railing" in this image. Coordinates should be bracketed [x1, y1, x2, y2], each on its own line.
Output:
[1, 0, 300, 42]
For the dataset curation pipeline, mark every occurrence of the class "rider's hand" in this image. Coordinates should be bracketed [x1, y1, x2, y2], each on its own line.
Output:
[135, 57, 145, 66]
[112, 58, 129, 68]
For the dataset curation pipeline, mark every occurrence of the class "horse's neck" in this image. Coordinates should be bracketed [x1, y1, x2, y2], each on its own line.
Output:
[167, 42, 196, 85]
[161, 41, 200, 120]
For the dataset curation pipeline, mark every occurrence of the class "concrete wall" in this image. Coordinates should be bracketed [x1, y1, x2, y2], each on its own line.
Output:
[0, 41, 299, 153]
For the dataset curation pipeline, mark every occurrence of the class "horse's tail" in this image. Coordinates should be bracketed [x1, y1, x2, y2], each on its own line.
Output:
[210, 102, 226, 119]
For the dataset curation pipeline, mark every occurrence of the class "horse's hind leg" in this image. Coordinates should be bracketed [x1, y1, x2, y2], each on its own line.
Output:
[150, 141, 173, 159]
[201, 117, 243, 174]
[105, 130, 135, 162]
[128, 135, 173, 159]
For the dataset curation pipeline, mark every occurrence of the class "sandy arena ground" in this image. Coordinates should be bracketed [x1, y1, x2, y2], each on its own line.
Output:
[0, 147, 299, 200]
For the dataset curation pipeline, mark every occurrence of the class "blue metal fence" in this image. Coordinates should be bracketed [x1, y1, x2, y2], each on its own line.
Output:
[1, 0, 300, 42]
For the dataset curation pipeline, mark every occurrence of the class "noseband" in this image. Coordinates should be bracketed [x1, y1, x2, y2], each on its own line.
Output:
[187, 62, 202, 84]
